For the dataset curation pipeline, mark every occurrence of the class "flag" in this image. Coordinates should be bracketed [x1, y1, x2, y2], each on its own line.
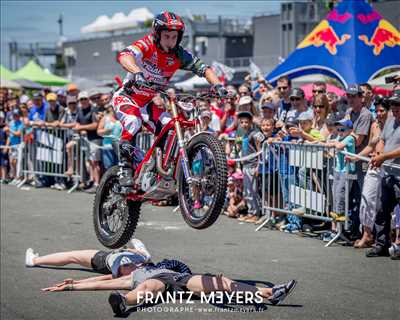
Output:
[211, 61, 235, 84]
[249, 60, 262, 79]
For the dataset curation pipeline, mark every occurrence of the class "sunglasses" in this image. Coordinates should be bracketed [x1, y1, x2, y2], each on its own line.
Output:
[278, 86, 288, 91]
[313, 105, 325, 109]
[290, 97, 301, 101]
[312, 90, 325, 94]
[79, 98, 89, 101]
[336, 127, 349, 132]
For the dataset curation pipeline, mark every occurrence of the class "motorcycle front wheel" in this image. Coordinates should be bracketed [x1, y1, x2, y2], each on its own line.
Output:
[178, 133, 227, 229]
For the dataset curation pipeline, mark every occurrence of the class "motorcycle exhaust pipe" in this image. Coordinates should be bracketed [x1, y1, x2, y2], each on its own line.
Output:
[156, 147, 173, 177]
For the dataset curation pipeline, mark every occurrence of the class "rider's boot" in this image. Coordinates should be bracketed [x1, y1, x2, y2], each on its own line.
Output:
[118, 141, 136, 191]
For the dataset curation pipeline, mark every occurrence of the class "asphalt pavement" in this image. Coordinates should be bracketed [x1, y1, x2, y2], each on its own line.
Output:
[1, 184, 399, 320]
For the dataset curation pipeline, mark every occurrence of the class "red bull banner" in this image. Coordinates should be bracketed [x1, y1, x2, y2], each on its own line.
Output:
[266, 0, 400, 88]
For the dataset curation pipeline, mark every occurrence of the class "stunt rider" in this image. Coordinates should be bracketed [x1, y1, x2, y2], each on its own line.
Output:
[113, 11, 227, 189]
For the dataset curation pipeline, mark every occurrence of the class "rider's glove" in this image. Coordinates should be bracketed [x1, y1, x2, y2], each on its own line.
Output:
[124, 72, 148, 94]
[213, 84, 229, 98]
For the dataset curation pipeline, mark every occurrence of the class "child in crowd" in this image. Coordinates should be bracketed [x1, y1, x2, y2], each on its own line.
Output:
[323, 119, 356, 242]
[6, 109, 24, 183]
[199, 110, 216, 134]
[225, 174, 246, 218]
[256, 118, 280, 225]
[236, 111, 262, 223]
[288, 111, 324, 142]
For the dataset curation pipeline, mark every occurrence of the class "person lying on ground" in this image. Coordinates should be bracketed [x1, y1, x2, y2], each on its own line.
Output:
[41, 255, 297, 315]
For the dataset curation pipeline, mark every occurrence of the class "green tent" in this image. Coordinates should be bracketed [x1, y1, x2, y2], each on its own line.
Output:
[0, 64, 16, 80]
[12, 60, 69, 86]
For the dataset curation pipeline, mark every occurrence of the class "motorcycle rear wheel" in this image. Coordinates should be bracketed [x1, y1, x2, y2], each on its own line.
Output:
[93, 166, 141, 248]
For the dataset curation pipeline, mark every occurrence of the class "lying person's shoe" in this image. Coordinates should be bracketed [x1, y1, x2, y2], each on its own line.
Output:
[365, 245, 390, 257]
[268, 279, 297, 305]
[130, 239, 151, 260]
[25, 248, 39, 267]
[389, 244, 400, 260]
[109, 292, 127, 316]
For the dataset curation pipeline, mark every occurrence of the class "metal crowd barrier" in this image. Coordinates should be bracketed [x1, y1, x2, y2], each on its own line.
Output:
[256, 141, 354, 247]
[18, 126, 82, 193]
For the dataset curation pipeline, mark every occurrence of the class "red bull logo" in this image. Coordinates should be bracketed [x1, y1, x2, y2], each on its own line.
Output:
[297, 20, 351, 55]
[358, 19, 400, 55]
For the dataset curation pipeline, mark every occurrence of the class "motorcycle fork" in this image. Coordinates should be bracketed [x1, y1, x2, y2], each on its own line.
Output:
[170, 100, 192, 184]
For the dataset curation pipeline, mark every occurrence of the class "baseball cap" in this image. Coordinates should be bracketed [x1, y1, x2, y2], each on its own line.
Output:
[346, 84, 362, 95]
[19, 95, 30, 104]
[89, 89, 100, 98]
[46, 93, 57, 101]
[297, 110, 314, 121]
[32, 92, 43, 99]
[335, 119, 353, 129]
[67, 83, 78, 92]
[289, 88, 305, 98]
[261, 102, 276, 111]
[66, 95, 77, 104]
[237, 111, 253, 119]
[238, 95, 252, 106]
[57, 89, 66, 96]
[200, 110, 211, 119]
[388, 94, 400, 105]
[78, 91, 89, 100]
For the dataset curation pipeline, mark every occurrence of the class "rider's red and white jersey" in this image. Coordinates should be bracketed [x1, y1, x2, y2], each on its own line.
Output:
[117, 34, 208, 105]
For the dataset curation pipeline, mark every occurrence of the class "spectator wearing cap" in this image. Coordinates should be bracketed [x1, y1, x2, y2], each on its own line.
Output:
[289, 111, 323, 142]
[311, 81, 327, 98]
[260, 102, 276, 121]
[75, 91, 101, 193]
[56, 89, 66, 108]
[276, 76, 292, 127]
[235, 111, 262, 223]
[199, 111, 215, 134]
[28, 92, 48, 126]
[237, 95, 261, 126]
[360, 83, 375, 118]
[67, 83, 79, 97]
[89, 89, 101, 109]
[311, 94, 331, 140]
[366, 94, 400, 258]
[322, 119, 356, 242]
[45, 93, 64, 128]
[6, 109, 24, 183]
[60, 95, 80, 178]
[345, 84, 373, 239]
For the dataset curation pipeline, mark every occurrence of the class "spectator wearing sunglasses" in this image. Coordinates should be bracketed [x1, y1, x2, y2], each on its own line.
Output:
[312, 94, 331, 141]
[276, 76, 292, 127]
[286, 88, 312, 125]
[312, 81, 327, 98]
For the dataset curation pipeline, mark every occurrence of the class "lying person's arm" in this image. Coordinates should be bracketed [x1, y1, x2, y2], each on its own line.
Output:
[42, 275, 131, 291]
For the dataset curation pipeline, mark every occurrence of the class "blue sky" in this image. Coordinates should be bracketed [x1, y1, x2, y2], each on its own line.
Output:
[0, 0, 280, 69]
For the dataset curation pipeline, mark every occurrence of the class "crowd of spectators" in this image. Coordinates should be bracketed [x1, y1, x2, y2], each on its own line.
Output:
[1, 74, 399, 259]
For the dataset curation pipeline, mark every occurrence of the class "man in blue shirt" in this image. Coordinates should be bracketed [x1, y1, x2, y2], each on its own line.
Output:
[28, 92, 48, 124]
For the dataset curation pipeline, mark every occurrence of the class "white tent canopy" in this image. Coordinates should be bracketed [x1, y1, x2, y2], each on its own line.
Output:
[81, 7, 153, 34]
[174, 75, 209, 91]
[368, 70, 400, 89]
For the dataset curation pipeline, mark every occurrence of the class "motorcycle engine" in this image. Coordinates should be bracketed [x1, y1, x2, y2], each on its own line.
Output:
[141, 171, 157, 192]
